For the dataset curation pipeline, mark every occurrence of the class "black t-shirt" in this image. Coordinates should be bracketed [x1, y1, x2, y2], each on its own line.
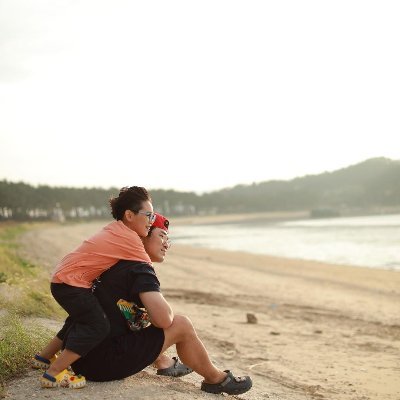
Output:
[93, 260, 160, 338]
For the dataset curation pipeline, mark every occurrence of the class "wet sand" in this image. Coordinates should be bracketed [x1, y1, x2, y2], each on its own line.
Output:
[7, 220, 400, 400]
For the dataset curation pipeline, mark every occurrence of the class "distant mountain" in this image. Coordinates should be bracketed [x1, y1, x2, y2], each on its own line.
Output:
[202, 157, 400, 214]
[0, 158, 399, 221]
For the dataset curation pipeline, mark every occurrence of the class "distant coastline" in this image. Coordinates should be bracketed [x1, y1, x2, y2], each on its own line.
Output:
[171, 213, 400, 271]
[171, 208, 400, 226]
[170, 210, 308, 226]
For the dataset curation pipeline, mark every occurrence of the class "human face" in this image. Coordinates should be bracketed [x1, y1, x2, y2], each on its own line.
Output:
[142, 227, 170, 263]
[123, 200, 154, 237]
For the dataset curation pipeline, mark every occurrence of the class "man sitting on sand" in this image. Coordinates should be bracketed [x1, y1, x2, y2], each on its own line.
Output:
[67, 213, 253, 395]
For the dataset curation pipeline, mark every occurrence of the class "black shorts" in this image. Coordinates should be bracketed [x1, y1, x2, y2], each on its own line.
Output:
[71, 325, 165, 381]
[51, 283, 110, 357]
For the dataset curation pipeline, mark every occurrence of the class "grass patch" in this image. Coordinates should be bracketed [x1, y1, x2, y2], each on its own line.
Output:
[0, 312, 55, 396]
[0, 224, 35, 283]
[0, 223, 64, 396]
[0, 222, 65, 318]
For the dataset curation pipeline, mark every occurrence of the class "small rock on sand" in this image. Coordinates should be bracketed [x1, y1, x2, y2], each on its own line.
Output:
[246, 313, 258, 324]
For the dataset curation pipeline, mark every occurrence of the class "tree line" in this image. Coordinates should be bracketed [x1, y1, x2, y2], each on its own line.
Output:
[1, 157, 399, 221]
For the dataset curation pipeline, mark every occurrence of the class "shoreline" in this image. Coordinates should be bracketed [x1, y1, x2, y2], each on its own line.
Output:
[171, 211, 400, 272]
[174, 241, 400, 273]
[170, 209, 400, 226]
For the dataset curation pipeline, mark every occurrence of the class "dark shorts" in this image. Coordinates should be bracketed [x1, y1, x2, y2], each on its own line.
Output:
[71, 325, 165, 381]
[51, 283, 110, 357]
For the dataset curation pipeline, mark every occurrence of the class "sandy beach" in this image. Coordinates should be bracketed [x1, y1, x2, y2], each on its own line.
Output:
[6, 220, 400, 400]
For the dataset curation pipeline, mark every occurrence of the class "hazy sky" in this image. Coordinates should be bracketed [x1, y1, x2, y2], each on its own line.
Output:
[1, 1, 399, 193]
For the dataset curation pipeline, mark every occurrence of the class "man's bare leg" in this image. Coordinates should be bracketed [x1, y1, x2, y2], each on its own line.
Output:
[160, 315, 226, 384]
[153, 353, 175, 369]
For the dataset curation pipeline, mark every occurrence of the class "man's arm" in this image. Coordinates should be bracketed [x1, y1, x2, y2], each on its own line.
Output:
[139, 291, 174, 329]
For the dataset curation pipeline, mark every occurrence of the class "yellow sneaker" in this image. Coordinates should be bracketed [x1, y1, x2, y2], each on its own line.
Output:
[41, 370, 86, 389]
[32, 354, 57, 370]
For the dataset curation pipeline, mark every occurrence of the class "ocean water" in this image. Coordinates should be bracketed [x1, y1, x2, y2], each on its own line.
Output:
[172, 214, 400, 270]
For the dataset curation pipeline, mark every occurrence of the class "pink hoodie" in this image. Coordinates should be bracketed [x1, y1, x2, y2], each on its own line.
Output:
[52, 220, 152, 288]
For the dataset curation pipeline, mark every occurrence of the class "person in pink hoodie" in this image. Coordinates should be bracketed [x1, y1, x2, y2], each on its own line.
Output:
[35, 186, 157, 388]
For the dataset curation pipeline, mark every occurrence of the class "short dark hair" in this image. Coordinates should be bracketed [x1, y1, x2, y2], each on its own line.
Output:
[109, 186, 151, 220]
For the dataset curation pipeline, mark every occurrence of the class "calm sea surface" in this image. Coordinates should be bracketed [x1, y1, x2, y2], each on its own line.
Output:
[172, 214, 400, 270]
